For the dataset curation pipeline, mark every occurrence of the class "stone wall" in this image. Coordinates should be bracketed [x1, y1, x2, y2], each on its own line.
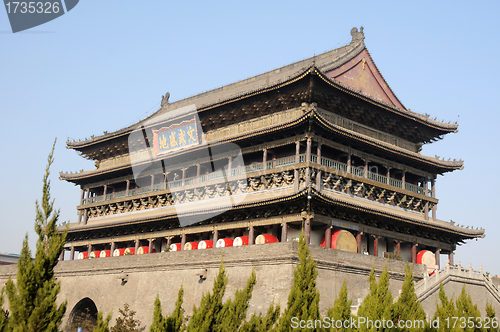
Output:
[3, 243, 498, 330]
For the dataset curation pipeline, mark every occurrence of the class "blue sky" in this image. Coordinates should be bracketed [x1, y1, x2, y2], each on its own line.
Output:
[1, 1, 499, 274]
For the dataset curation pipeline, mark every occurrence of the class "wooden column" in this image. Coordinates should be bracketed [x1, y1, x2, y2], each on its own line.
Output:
[411, 243, 418, 263]
[386, 167, 390, 185]
[317, 143, 322, 162]
[87, 244, 92, 255]
[395, 241, 401, 258]
[262, 149, 268, 171]
[402, 170, 406, 189]
[60, 249, 65, 261]
[249, 225, 254, 245]
[151, 174, 155, 191]
[135, 239, 139, 253]
[110, 242, 115, 256]
[431, 178, 436, 221]
[166, 237, 172, 250]
[356, 232, 362, 253]
[295, 141, 300, 164]
[304, 217, 311, 245]
[435, 249, 441, 268]
[281, 221, 287, 242]
[182, 168, 186, 186]
[306, 137, 312, 162]
[424, 178, 429, 220]
[325, 226, 332, 249]
[197, 164, 201, 183]
[125, 180, 130, 196]
[213, 230, 218, 246]
[373, 236, 379, 257]
[448, 252, 454, 266]
[364, 159, 368, 178]
[147, 239, 153, 254]
[70, 246, 75, 260]
[181, 233, 186, 250]
[103, 184, 108, 199]
[228, 157, 233, 173]
[78, 189, 85, 223]
[347, 153, 352, 174]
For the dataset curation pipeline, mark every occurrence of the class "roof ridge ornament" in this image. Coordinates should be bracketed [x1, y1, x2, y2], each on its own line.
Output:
[161, 92, 170, 108]
[350, 26, 365, 45]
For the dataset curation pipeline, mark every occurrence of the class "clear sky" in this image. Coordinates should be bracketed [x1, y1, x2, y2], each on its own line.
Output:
[1, 1, 499, 274]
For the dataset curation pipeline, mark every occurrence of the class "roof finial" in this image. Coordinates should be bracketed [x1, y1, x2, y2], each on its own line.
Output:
[161, 92, 170, 108]
[350, 26, 365, 45]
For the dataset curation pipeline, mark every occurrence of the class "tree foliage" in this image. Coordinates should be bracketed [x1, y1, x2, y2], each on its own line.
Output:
[216, 270, 256, 332]
[186, 262, 227, 332]
[240, 302, 280, 332]
[275, 233, 321, 332]
[485, 302, 498, 332]
[5, 140, 67, 332]
[327, 280, 352, 332]
[94, 312, 112, 332]
[110, 304, 141, 332]
[391, 264, 427, 331]
[357, 265, 393, 332]
[0, 289, 6, 332]
[165, 286, 185, 332]
[149, 295, 164, 332]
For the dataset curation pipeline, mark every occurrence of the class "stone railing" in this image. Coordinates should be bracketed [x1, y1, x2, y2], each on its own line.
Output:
[415, 261, 500, 301]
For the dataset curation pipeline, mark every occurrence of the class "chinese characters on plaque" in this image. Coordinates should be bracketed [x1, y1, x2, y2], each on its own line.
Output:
[153, 117, 199, 156]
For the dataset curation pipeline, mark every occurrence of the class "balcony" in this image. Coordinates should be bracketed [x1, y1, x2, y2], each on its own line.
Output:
[83, 153, 433, 205]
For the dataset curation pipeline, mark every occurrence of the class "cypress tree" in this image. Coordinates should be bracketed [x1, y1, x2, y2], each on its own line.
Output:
[455, 286, 483, 332]
[165, 286, 185, 332]
[391, 264, 427, 331]
[357, 265, 393, 332]
[150, 295, 165, 332]
[217, 270, 257, 332]
[327, 280, 352, 332]
[433, 284, 460, 332]
[186, 262, 228, 332]
[276, 233, 321, 332]
[0, 289, 6, 332]
[240, 302, 280, 332]
[485, 302, 498, 332]
[94, 312, 112, 332]
[5, 140, 67, 332]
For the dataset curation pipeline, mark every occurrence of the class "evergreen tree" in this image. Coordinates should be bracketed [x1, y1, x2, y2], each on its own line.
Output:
[276, 233, 321, 332]
[110, 304, 141, 332]
[94, 312, 112, 332]
[327, 280, 352, 332]
[165, 286, 185, 332]
[357, 265, 393, 332]
[433, 284, 460, 332]
[391, 264, 427, 331]
[485, 302, 498, 332]
[150, 295, 164, 332]
[0, 289, 6, 332]
[5, 140, 67, 332]
[186, 262, 228, 332]
[455, 286, 483, 332]
[217, 270, 257, 332]
[240, 302, 280, 332]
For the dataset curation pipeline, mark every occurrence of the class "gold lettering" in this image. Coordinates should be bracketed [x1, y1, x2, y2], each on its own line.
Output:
[169, 131, 178, 147]
[159, 134, 168, 149]
[178, 128, 187, 145]
[187, 126, 196, 142]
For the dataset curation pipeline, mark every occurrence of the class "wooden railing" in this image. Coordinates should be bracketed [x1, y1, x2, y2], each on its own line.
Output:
[83, 153, 433, 204]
